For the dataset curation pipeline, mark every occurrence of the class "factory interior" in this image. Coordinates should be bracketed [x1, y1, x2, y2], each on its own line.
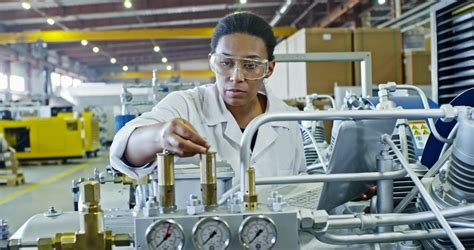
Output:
[0, 0, 473, 249]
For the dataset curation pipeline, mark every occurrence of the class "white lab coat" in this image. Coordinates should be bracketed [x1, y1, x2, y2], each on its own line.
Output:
[109, 83, 306, 185]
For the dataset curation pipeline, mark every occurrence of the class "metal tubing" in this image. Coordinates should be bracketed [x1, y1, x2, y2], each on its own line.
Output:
[240, 109, 447, 194]
[396, 85, 452, 144]
[376, 152, 394, 233]
[383, 135, 464, 249]
[218, 168, 406, 206]
[255, 168, 406, 185]
[398, 122, 409, 158]
[393, 146, 453, 213]
[326, 204, 474, 230]
[316, 228, 474, 245]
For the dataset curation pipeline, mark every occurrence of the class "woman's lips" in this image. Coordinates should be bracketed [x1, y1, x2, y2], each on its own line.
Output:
[226, 89, 246, 97]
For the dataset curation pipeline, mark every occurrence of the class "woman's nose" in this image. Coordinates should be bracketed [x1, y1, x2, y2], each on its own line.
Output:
[230, 66, 245, 82]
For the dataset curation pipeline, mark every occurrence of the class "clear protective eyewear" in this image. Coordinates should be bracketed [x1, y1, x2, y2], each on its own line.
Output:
[209, 53, 269, 80]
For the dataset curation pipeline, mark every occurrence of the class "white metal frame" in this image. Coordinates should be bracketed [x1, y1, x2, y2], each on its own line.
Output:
[274, 52, 373, 97]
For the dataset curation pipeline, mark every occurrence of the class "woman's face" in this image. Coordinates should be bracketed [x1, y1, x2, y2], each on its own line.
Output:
[213, 33, 275, 108]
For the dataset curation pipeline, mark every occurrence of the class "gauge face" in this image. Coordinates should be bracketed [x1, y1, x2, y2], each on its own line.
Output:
[192, 217, 231, 250]
[239, 215, 277, 249]
[146, 219, 185, 250]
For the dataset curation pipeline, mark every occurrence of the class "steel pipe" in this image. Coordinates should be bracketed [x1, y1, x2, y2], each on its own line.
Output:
[326, 204, 474, 230]
[316, 228, 474, 245]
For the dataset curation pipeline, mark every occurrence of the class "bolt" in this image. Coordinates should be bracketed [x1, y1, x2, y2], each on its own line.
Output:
[48, 206, 57, 214]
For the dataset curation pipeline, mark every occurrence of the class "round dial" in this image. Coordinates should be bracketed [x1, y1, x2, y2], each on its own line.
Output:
[239, 215, 277, 249]
[145, 219, 185, 249]
[192, 217, 231, 249]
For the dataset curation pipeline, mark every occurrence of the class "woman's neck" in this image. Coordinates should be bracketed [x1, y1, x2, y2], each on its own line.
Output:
[227, 94, 267, 129]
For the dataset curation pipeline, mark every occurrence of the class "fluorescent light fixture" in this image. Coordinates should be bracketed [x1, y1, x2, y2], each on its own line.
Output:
[92, 46, 100, 53]
[166, 65, 172, 71]
[124, 0, 132, 8]
[240, 0, 247, 4]
[80, 40, 88, 46]
[161, 57, 168, 63]
[21, 2, 31, 10]
[46, 18, 55, 25]
[153, 45, 160, 52]
[378, 0, 386, 4]
[122, 65, 129, 71]
[110, 58, 117, 64]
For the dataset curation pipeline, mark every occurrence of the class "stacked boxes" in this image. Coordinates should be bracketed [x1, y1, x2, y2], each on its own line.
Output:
[285, 28, 353, 98]
[404, 50, 431, 85]
[354, 28, 403, 85]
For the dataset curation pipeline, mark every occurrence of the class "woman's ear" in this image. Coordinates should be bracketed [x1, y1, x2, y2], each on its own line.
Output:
[265, 61, 276, 78]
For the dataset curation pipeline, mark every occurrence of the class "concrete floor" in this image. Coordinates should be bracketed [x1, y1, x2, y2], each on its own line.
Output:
[0, 152, 113, 234]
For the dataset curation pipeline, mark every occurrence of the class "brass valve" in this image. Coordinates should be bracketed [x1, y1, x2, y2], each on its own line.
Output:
[244, 167, 258, 210]
[200, 152, 217, 211]
[37, 181, 132, 250]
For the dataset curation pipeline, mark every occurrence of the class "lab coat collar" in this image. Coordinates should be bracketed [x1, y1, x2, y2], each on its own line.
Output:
[202, 84, 291, 154]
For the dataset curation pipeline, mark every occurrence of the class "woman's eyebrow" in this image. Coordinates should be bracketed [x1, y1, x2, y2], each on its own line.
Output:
[221, 52, 263, 59]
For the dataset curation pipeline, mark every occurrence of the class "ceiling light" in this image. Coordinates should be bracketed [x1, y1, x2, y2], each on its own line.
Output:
[46, 18, 55, 25]
[110, 58, 117, 64]
[240, 0, 247, 4]
[122, 65, 129, 71]
[161, 57, 168, 63]
[42, 42, 48, 48]
[378, 0, 386, 4]
[92, 46, 100, 53]
[153, 45, 160, 52]
[80, 40, 88, 46]
[21, 2, 31, 10]
[166, 65, 172, 71]
[124, 0, 132, 9]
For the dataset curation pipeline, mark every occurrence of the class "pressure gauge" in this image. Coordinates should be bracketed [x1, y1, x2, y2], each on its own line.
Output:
[145, 219, 185, 249]
[192, 216, 231, 249]
[239, 215, 277, 249]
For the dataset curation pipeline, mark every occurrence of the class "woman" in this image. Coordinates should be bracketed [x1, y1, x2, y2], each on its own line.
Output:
[110, 12, 306, 184]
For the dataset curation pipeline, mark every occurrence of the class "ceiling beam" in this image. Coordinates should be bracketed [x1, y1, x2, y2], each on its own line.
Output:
[103, 70, 214, 80]
[0, 26, 297, 45]
[317, 0, 361, 27]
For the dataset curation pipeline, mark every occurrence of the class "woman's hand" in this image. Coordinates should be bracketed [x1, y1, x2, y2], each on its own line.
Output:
[159, 118, 210, 157]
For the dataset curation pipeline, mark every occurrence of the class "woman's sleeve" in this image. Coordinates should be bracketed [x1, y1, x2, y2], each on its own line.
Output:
[109, 92, 191, 179]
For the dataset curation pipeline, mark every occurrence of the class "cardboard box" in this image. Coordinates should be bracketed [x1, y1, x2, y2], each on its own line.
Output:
[404, 50, 431, 85]
[354, 28, 403, 85]
[286, 28, 353, 97]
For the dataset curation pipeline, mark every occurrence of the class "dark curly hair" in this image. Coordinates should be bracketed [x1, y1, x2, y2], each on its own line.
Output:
[210, 12, 277, 60]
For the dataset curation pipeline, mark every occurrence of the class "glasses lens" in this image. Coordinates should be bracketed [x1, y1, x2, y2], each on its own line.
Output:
[211, 54, 267, 80]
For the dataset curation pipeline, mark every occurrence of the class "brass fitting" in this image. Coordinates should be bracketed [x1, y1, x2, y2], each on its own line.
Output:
[36, 181, 132, 250]
[244, 167, 258, 210]
[200, 152, 217, 211]
[157, 152, 176, 213]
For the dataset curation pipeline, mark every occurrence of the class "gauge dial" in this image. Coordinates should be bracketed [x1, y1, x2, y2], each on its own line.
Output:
[192, 216, 231, 249]
[145, 219, 185, 250]
[239, 215, 277, 249]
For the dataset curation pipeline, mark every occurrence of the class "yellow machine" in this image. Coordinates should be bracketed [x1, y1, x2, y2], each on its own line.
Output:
[82, 110, 101, 157]
[0, 115, 85, 160]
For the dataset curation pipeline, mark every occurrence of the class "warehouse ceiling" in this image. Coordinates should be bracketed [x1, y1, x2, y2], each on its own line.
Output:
[0, 0, 427, 79]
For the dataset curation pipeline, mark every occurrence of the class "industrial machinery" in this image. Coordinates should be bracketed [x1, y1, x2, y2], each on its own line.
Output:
[6, 81, 474, 249]
[82, 109, 101, 157]
[0, 114, 85, 160]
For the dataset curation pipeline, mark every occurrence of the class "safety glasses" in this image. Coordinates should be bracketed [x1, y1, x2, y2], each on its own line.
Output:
[209, 53, 269, 80]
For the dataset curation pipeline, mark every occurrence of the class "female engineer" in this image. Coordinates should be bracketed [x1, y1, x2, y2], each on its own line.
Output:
[110, 12, 306, 185]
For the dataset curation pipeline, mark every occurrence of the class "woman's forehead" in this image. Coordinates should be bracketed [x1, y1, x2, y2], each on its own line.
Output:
[215, 33, 268, 59]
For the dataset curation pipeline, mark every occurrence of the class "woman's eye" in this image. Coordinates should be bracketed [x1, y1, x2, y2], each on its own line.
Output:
[220, 59, 233, 67]
[244, 63, 258, 70]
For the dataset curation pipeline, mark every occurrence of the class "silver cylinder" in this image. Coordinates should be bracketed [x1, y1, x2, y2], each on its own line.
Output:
[376, 151, 394, 233]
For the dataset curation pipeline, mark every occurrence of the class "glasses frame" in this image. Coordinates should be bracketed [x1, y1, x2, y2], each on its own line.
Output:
[209, 53, 270, 80]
